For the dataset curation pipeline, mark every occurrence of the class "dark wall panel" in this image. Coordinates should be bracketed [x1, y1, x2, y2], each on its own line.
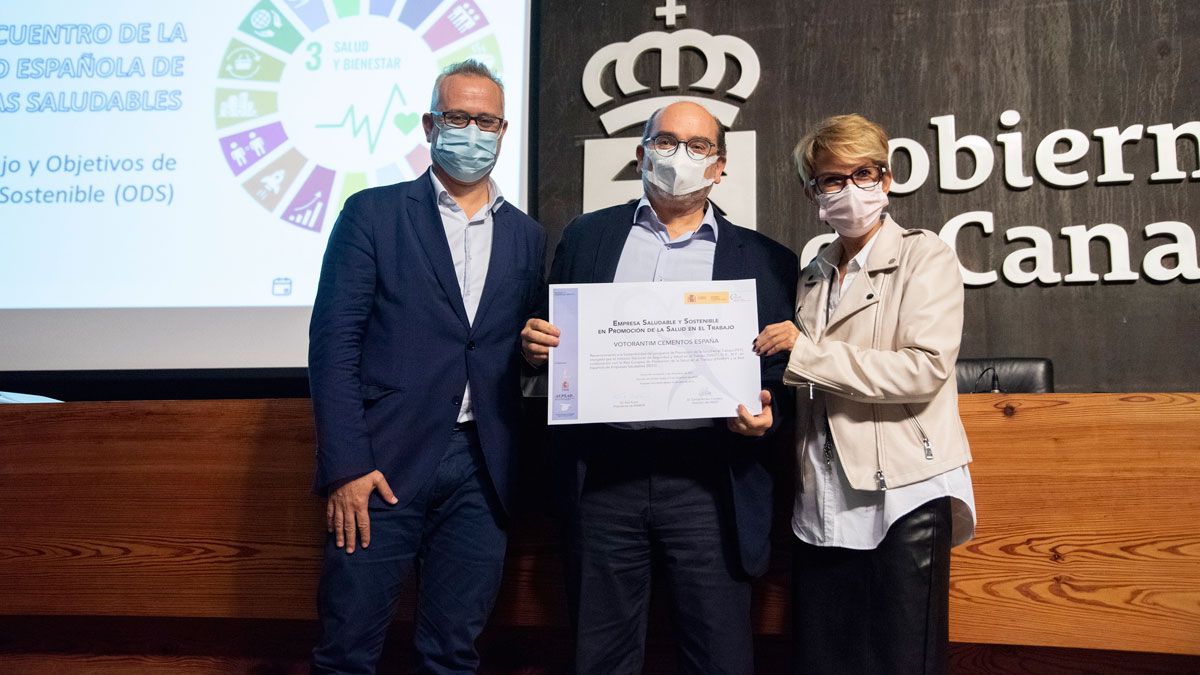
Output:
[536, 0, 1199, 392]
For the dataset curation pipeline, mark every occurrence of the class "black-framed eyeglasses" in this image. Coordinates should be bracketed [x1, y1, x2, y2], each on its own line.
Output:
[809, 165, 887, 194]
[431, 110, 505, 133]
[643, 134, 717, 161]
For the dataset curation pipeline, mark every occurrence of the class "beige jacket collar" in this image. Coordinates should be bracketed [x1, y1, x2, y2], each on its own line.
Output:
[798, 215, 904, 340]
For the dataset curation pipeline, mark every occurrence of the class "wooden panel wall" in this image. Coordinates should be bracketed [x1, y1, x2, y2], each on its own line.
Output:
[0, 399, 322, 620]
[949, 394, 1200, 654]
[1, 394, 1198, 671]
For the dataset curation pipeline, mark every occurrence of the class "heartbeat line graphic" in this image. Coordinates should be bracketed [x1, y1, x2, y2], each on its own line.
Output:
[315, 84, 410, 154]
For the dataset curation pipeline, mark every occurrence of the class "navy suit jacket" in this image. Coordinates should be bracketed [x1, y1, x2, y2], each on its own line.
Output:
[547, 201, 798, 577]
[308, 171, 546, 513]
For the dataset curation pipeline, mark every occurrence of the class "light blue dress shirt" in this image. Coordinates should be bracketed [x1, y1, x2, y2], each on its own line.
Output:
[613, 196, 718, 283]
[430, 171, 503, 423]
[611, 196, 719, 430]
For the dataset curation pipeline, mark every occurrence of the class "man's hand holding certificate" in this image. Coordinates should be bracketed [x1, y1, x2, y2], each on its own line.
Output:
[525, 279, 765, 427]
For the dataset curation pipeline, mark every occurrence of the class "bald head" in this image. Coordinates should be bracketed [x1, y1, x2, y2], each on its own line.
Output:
[641, 102, 726, 157]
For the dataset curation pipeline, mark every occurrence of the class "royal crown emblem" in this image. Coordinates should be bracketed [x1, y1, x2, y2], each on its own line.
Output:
[579, 1, 762, 228]
[582, 28, 760, 135]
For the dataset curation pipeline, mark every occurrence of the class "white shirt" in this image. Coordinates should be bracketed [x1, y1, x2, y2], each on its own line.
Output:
[430, 171, 503, 423]
[792, 230, 977, 549]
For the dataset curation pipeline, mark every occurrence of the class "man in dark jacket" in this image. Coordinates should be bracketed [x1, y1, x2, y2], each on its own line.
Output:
[309, 60, 545, 673]
[521, 101, 797, 675]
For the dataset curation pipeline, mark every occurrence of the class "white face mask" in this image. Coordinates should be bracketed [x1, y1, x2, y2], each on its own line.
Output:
[641, 149, 718, 197]
[816, 183, 889, 238]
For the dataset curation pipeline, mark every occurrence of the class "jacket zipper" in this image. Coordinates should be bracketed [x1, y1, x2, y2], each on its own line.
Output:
[795, 300, 816, 400]
[903, 403, 934, 460]
[870, 398, 887, 490]
[871, 404, 888, 490]
[872, 273, 889, 490]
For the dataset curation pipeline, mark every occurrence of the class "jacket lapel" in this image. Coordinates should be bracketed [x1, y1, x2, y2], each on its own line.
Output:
[470, 203, 514, 329]
[796, 257, 829, 341]
[407, 171, 469, 328]
[711, 212, 745, 282]
[592, 202, 638, 282]
[824, 218, 902, 334]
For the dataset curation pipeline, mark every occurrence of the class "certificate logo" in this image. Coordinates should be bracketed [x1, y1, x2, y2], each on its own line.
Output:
[684, 291, 730, 304]
[552, 376, 578, 417]
[579, 1, 761, 228]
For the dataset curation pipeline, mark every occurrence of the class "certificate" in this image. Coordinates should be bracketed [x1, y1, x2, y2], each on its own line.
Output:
[547, 279, 761, 425]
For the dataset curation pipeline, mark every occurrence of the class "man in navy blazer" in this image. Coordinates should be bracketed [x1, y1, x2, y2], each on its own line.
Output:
[522, 102, 797, 675]
[309, 61, 545, 673]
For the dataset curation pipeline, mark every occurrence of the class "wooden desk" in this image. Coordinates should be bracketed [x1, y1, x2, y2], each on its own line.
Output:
[1, 394, 1197, 671]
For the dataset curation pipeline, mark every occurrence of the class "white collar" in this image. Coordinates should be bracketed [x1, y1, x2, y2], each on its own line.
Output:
[632, 196, 720, 241]
[815, 225, 882, 275]
[429, 170, 504, 214]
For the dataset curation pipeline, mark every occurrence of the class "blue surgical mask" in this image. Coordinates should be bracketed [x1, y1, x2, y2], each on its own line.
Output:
[431, 124, 499, 184]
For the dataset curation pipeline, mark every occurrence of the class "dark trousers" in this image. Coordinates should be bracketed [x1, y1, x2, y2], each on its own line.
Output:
[791, 496, 952, 675]
[567, 430, 753, 675]
[312, 425, 507, 675]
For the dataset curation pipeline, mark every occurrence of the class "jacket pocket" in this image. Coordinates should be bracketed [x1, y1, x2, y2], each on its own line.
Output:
[903, 403, 934, 460]
[361, 384, 403, 401]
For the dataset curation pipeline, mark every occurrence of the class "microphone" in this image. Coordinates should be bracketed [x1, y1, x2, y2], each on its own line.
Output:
[971, 366, 1002, 394]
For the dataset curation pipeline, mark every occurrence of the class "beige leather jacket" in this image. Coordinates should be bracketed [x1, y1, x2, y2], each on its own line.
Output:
[783, 216, 972, 491]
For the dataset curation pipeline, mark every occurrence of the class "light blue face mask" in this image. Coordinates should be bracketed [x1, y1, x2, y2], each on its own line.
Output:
[431, 123, 499, 184]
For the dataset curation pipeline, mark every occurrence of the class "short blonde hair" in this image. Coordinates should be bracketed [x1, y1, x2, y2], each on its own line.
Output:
[793, 114, 890, 184]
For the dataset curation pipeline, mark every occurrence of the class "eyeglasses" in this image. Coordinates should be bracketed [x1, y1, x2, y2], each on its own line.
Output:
[431, 110, 505, 133]
[809, 165, 887, 194]
[644, 134, 718, 161]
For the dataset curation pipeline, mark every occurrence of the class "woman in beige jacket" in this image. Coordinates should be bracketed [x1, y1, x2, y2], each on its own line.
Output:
[754, 114, 976, 674]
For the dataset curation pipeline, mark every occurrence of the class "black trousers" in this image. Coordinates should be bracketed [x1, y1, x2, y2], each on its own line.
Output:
[566, 428, 753, 675]
[791, 496, 952, 675]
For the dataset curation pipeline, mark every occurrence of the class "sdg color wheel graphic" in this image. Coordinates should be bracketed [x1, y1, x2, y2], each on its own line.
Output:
[215, 0, 504, 233]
